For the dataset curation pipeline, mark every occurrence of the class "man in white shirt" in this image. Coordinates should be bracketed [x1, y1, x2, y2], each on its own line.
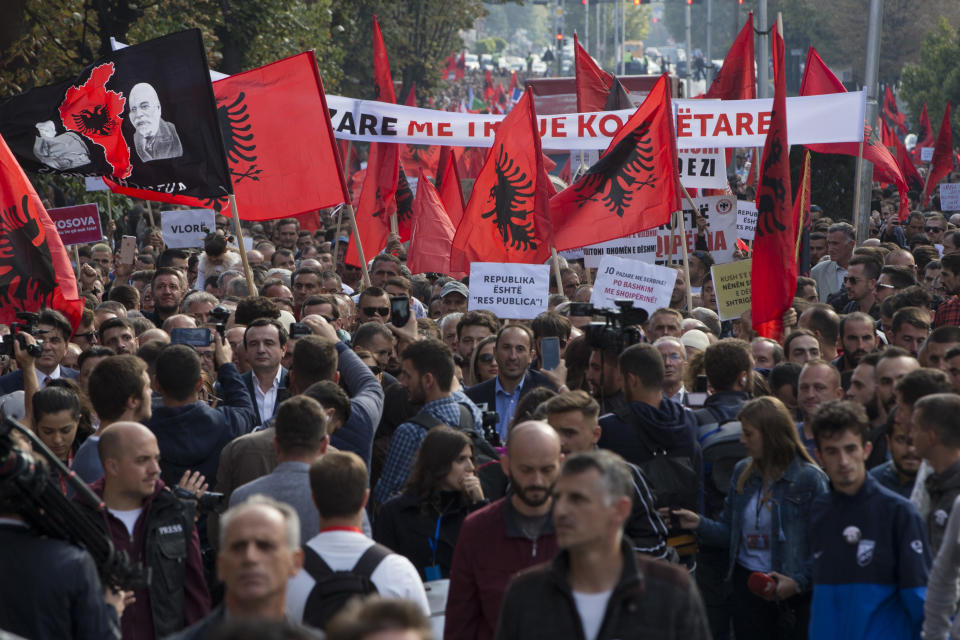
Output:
[241, 318, 289, 426]
[287, 450, 429, 627]
[811, 222, 855, 303]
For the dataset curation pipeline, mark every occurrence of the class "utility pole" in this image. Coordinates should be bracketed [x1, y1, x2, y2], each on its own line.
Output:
[584, 0, 589, 54]
[619, 0, 626, 75]
[706, 0, 713, 83]
[757, 0, 769, 98]
[857, 0, 884, 243]
[685, 3, 692, 80]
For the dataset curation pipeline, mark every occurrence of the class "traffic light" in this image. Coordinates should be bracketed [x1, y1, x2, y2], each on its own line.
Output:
[556, 28, 563, 49]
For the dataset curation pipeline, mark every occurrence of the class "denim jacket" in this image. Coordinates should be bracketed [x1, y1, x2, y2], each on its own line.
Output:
[696, 456, 828, 592]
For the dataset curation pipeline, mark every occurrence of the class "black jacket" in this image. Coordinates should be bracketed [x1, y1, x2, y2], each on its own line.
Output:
[465, 369, 557, 413]
[239, 367, 290, 427]
[0, 522, 120, 640]
[373, 491, 488, 580]
[495, 537, 711, 640]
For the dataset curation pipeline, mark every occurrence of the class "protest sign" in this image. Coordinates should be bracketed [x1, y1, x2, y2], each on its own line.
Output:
[711, 259, 753, 321]
[677, 147, 727, 189]
[921, 147, 934, 163]
[590, 256, 677, 314]
[48, 204, 102, 246]
[469, 262, 550, 320]
[655, 195, 737, 264]
[940, 183, 960, 211]
[583, 230, 658, 269]
[161, 209, 216, 249]
[737, 200, 758, 240]
[84, 177, 108, 192]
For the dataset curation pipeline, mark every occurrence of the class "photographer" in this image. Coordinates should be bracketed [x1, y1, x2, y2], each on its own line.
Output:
[73, 421, 210, 639]
[0, 308, 78, 395]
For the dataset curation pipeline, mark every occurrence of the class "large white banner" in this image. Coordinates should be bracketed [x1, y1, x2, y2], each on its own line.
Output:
[325, 92, 864, 150]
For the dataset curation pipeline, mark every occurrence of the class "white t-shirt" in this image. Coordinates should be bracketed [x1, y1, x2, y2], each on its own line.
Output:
[109, 507, 143, 537]
[737, 489, 773, 572]
[286, 529, 430, 621]
[573, 588, 613, 640]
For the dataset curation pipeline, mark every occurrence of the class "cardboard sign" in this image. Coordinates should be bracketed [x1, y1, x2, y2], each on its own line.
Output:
[161, 209, 216, 249]
[468, 262, 550, 320]
[84, 176, 108, 191]
[590, 256, 677, 314]
[921, 147, 934, 163]
[677, 147, 728, 189]
[48, 204, 102, 246]
[655, 195, 737, 264]
[737, 200, 758, 241]
[711, 259, 752, 321]
[940, 183, 960, 211]
[583, 230, 658, 268]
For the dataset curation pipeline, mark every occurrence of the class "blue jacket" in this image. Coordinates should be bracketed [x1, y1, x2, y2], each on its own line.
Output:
[697, 456, 828, 592]
[808, 473, 931, 640]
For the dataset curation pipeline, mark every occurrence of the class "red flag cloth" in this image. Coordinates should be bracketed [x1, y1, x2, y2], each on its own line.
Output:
[404, 83, 417, 107]
[450, 88, 553, 270]
[703, 12, 756, 101]
[346, 17, 400, 267]
[883, 86, 907, 135]
[400, 144, 440, 178]
[444, 54, 457, 81]
[881, 118, 897, 148]
[913, 103, 935, 163]
[746, 148, 758, 187]
[892, 130, 924, 193]
[794, 150, 812, 276]
[436, 147, 465, 227]
[0, 133, 83, 329]
[799, 46, 911, 220]
[395, 165, 415, 242]
[751, 24, 793, 339]
[408, 174, 466, 279]
[456, 147, 486, 179]
[456, 52, 466, 81]
[484, 69, 495, 103]
[574, 33, 614, 112]
[509, 71, 518, 93]
[550, 74, 680, 251]
[924, 103, 953, 205]
[559, 155, 572, 185]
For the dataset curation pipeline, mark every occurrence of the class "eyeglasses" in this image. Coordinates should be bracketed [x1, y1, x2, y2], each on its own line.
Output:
[876, 282, 895, 290]
[843, 276, 861, 284]
[477, 353, 495, 364]
[362, 306, 390, 317]
[73, 331, 96, 341]
[926, 226, 945, 233]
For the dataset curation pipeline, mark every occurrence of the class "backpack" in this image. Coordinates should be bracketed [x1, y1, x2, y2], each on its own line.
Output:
[613, 406, 699, 512]
[407, 404, 500, 466]
[694, 407, 747, 517]
[301, 543, 392, 630]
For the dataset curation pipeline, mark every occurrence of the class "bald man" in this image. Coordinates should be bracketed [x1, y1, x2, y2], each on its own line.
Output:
[73, 422, 209, 639]
[128, 82, 183, 162]
[445, 421, 562, 640]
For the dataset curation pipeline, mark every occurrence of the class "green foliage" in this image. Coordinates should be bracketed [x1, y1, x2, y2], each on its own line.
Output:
[475, 37, 508, 55]
[901, 19, 960, 139]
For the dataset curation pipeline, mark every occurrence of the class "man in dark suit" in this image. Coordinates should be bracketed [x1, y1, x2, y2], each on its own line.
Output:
[465, 325, 558, 442]
[241, 318, 290, 427]
[0, 309, 78, 395]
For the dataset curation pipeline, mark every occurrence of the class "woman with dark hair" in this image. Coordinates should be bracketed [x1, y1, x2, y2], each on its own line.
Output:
[669, 396, 828, 639]
[32, 380, 94, 492]
[469, 335, 498, 386]
[374, 426, 487, 580]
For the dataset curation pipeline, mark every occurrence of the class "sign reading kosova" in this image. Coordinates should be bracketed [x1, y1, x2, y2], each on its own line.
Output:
[161, 209, 216, 248]
[468, 262, 550, 320]
[48, 203, 102, 245]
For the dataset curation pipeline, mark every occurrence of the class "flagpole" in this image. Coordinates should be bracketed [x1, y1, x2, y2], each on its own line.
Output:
[550, 247, 564, 297]
[679, 187, 698, 313]
[145, 200, 155, 228]
[332, 204, 344, 256]
[852, 140, 864, 227]
[347, 205, 372, 289]
[227, 194, 258, 296]
[796, 150, 811, 262]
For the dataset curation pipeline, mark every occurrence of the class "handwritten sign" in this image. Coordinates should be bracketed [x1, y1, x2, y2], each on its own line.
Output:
[590, 256, 677, 314]
[48, 204, 102, 246]
[940, 183, 960, 211]
[161, 209, 216, 249]
[468, 262, 550, 320]
[711, 259, 752, 321]
[921, 147, 934, 163]
[677, 147, 727, 189]
[737, 200, 759, 240]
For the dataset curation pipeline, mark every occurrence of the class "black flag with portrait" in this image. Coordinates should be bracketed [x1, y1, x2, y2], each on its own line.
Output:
[0, 29, 231, 199]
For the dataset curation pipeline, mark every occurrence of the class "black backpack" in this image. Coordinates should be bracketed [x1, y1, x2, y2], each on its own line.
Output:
[694, 407, 747, 519]
[301, 543, 392, 630]
[407, 404, 500, 466]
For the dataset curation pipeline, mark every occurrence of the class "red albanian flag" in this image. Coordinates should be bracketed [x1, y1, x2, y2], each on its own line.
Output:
[913, 103, 934, 164]
[436, 146, 465, 228]
[456, 52, 466, 81]
[574, 33, 614, 112]
[883, 85, 908, 135]
[450, 88, 554, 270]
[407, 173, 466, 279]
[703, 12, 756, 101]
[800, 46, 911, 220]
[346, 15, 400, 268]
[924, 103, 954, 206]
[751, 24, 794, 339]
[0, 133, 83, 329]
[550, 74, 680, 251]
[484, 69, 495, 103]
[893, 128, 924, 193]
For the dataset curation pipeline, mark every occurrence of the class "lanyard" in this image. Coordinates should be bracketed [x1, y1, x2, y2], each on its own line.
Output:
[427, 515, 443, 565]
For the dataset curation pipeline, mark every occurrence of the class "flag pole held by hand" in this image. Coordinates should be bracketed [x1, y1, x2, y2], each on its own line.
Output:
[228, 194, 258, 297]
[550, 247, 564, 297]
[345, 205, 372, 289]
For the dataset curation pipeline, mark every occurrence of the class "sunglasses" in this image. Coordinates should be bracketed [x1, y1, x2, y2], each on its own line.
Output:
[926, 226, 945, 233]
[362, 306, 390, 317]
[477, 353, 495, 364]
[74, 331, 97, 340]
[876, 282, 895, 290]
[843, 276, 861, 284]
[368, 365, 382, 375]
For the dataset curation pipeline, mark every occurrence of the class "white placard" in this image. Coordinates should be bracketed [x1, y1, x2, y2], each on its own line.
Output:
[590, 256, 677, 314]
[655, 195, 737, 264]
[84, 176, 108, 191]
[677, 147, 728, 189]
[161, 209, 216, 249]
[940, 183, 960, 211]
[737, 200, 758, 241]
[583, 230, 658, 269]
[468, 262, 550, 320]
[921, 147, 934, 163]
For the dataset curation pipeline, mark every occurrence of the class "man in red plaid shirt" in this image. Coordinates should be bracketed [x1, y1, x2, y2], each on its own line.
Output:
[934, 253, 960, 329]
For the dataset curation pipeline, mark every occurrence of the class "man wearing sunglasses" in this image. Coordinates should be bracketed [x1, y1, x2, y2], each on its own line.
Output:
[357, 287, 391, 324]
[925, 214, 948, 246]
[841, 256, 881, 319]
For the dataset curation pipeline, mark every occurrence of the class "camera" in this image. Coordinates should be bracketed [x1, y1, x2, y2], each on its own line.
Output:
[173, 486, 227, 516]
[208, 306, 231, 339]
[576, 301, 648, 353]
[0, 312, 43, 358]
[481, 410, 501, 447]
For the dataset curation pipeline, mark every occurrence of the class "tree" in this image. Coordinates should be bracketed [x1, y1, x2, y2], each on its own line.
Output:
[900, 18, 960, 140]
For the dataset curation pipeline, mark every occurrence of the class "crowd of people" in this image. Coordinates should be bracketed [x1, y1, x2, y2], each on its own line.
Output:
[2, 169, 960, 640]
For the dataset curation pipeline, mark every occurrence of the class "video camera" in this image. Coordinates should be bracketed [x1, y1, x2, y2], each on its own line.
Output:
[568, 300, 648, 353]
[0, 312, 43, 358]
[208, 306, 231, 339]
[0, 417, 150, 591]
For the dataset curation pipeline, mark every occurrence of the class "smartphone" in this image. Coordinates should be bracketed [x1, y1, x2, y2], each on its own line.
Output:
[170, 327, 213, 347]
[389, 296, 410, 327]
[119, 235, 137, 265]
[540, 336, 560, 371]
[289, 322, 312, 339]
